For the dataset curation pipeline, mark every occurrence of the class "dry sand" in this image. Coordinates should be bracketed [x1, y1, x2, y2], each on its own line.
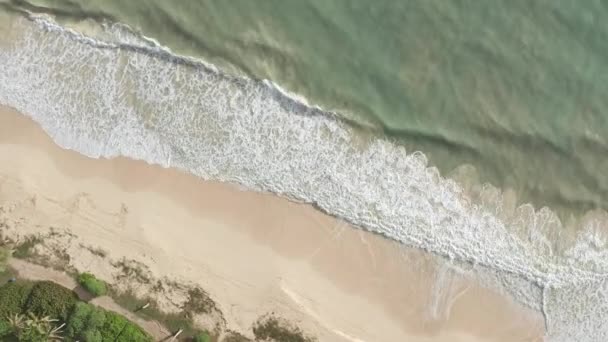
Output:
[0, 105, 545, 341]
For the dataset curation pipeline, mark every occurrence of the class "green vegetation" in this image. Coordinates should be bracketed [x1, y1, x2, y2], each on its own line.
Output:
[0, 281, 33, 318]
[25, 281, 78, 321]
[0, 280, 153, 341]
[193, 331, 211, 342]
[3, 312, 65, 341]
[77, 272, 108, 297]
[253, 316, 315, 342]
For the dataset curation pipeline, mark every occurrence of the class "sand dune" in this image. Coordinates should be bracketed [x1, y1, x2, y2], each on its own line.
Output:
[0, 106, 544, 341]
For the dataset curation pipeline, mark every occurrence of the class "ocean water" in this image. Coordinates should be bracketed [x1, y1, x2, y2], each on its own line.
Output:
[1, 3, 608, 341]
[3, 0, 608, 218]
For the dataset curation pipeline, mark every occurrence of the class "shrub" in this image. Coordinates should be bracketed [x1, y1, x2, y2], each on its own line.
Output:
[77, 272, 108, 297]
[25, 281, 77, 320]
[66, 302, 93, 338]
[193, 331, 211, 342]
[67, 302, 108, 340]
[0, 319, 11, 338]
[87, 307, 107, 330]
[83, 328, 103, 342]
[0, 282, 33, 318]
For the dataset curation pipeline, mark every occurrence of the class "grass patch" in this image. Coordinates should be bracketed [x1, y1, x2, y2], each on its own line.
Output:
[253, 315, 316, 342]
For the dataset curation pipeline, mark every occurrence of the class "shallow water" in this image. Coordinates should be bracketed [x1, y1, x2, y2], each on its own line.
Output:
[2, 3, 608, 341]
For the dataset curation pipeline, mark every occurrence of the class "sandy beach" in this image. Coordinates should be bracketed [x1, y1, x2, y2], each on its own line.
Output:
[0, 106, 544, 341]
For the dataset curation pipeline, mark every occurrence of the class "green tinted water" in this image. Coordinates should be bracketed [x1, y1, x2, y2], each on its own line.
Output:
[4, 0, 608, 216]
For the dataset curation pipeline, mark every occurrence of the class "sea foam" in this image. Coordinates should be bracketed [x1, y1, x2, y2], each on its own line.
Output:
[1, 15, 608, 341]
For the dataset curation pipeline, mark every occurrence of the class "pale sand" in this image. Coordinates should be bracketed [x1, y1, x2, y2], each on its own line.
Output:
[0, 106, 545, 341]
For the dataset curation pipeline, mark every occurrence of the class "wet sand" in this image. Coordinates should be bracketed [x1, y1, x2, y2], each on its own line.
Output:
[0, 106, 545, 341]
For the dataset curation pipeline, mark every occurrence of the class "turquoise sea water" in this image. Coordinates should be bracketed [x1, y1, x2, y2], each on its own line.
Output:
[2, 1, 608, 340]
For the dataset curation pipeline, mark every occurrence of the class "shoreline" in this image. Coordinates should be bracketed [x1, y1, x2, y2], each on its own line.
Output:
[0, 106, 544, 341]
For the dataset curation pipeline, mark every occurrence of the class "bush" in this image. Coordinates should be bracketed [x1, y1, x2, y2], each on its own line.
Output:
[0, 281, 33, 318]
[83, 328, 103, 342]
[25, 281, 78, 320]
[77, 272, 108, 297]
[66, 302, 94, 338]
[67, 301, 151, 341]
[0, 319, 11, 338]
[66, 302, 109, 341]
[193, 331, 211, 342]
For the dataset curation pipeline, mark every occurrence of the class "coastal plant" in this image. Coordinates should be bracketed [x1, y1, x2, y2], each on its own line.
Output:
[77, 272, 108, 297]
[25, 281, 78, 321]
[65, 302, 93, 338]
[6, 313, 26, 336]
[66, 302, 109, 341]
[0, 281, 33, 318]
[0, 318, 11, 338]
[82, 328, 103, 342]
[20, 312, 64, 342]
